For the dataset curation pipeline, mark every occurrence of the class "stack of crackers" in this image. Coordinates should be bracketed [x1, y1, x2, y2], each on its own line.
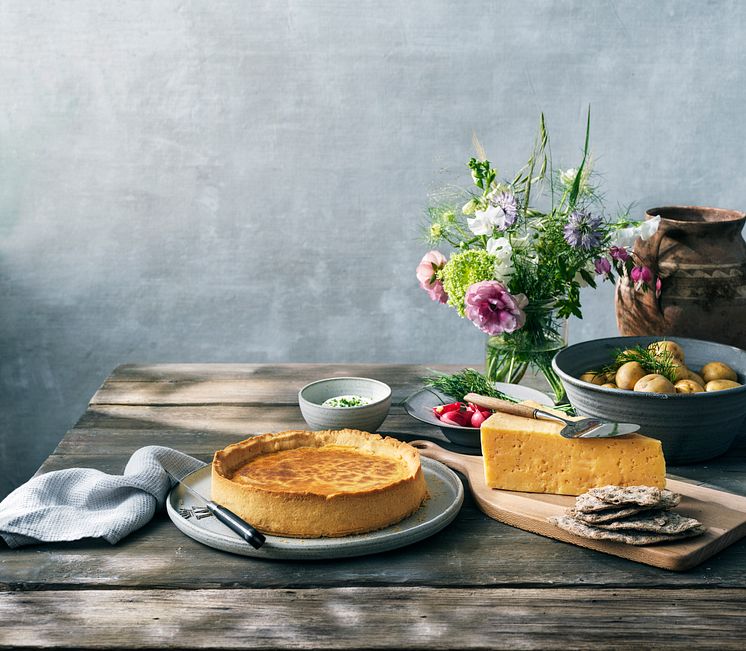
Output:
[550, 486, 706, 545]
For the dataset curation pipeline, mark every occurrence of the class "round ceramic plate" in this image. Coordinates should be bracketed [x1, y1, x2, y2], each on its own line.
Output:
[404, 382, 553, 448]
[166, 458, 463, 559]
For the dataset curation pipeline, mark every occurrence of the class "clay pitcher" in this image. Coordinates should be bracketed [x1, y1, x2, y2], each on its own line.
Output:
[615, 206, 746, 347]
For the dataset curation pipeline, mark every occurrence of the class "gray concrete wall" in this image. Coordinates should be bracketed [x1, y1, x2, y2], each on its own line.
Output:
[2, 0, 745, 496]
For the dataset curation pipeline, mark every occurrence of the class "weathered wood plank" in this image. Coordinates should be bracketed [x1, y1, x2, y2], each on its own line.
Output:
[47, 425, 746, 496]
[6, 360, 746, 651]
[91, 364, 476, 406]
[72, 404, 447, 436]
[3, 473, 746, 591]
[52, 426, 455, 456]
[106, 363, 468, 382]
[1, 587, 746, 649]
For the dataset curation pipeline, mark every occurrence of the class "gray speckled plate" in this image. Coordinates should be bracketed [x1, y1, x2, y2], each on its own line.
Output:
[166, 458, 463, 559]
[404, 382, 553, 448]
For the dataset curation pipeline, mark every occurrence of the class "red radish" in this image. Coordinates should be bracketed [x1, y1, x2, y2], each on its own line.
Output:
[470, 410, 488, 428]
[432, 402, 461, 417]
[439, 410, 471, 427]
[433, 401, 493, 427]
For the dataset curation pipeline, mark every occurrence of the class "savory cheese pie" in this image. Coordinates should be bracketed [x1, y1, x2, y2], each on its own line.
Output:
[211, 429, 429, 537]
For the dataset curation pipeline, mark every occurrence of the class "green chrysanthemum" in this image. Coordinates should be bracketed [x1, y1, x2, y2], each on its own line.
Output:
[439, 250, 497, 316]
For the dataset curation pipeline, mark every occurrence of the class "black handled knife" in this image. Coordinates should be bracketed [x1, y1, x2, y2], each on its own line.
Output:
[167, 469, 266, 549]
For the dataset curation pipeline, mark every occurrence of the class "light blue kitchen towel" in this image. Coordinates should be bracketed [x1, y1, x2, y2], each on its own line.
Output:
[0, 446, 204, 548]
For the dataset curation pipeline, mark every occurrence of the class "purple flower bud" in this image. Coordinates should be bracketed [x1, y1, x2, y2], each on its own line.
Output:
[594, 258, 612, 275]
[609, 246, 629, 262]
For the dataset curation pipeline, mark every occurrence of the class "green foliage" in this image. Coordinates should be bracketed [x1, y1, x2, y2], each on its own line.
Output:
[424, 368, 509, 401]
[468, 158, 496, 192]
[423, 368, 575, 413]
[419, 109, 643, 401]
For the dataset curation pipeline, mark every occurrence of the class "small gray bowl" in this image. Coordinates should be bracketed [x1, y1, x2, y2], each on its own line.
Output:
[298, 377, 392, 432]
[552, 336, 746, 464]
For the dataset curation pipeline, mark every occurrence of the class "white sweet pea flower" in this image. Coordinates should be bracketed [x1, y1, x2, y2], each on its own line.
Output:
[491, 205, 514, 230]
[610, 226, 638, 250]
[486, 236, 514, 281]
[610, 216, 661, 250]
[468, 199, 517, 236]
[467, 209, 495, 236]
[486, 236, 510, 256]
[638, 215, 661, 241]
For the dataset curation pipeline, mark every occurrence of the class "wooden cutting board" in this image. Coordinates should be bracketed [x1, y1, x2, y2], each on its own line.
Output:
[412, 439, 746, 571]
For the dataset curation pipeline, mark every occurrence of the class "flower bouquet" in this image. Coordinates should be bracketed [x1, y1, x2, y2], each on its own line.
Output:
[416, 111, 660, 402]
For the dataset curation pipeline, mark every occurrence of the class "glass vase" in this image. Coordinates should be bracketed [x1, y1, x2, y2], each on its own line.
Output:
[484, 303, 567, 403]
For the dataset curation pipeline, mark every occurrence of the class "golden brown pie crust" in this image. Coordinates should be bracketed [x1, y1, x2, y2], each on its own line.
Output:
[211, 429, 429, 538]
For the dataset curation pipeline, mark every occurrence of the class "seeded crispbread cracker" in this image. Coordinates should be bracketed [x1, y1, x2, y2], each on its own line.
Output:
[592, 511, 704, 535]
[549, 515, 706, 545]
[587, 485, 662, 506]
[569, 498, 681, 524]
[574, 487, 680, 513]
[569, 506, 652, 524]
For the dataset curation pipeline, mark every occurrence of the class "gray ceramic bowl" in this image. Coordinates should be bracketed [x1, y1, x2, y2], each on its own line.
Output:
[298, 377, 392, 432]
[552, 336, 746, 464]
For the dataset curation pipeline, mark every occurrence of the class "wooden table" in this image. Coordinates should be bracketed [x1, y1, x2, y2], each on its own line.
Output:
[2, 363, 746, 649]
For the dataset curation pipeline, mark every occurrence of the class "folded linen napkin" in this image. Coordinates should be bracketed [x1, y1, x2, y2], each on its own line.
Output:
[0, 446, 205, 548]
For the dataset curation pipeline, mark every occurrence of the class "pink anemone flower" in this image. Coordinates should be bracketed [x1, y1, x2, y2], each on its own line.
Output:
[416, 251, 448, 304]
[463, 281, 528, 336]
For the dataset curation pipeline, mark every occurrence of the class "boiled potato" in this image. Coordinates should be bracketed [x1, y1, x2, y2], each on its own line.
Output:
[579, 371, 606, 385]
[670, 362, 689, 382]
[633, 374, 676, 394]
[674, 379, 704, 393]
[615, 361, 647, 390]
[701, 361, 738, 383]
[601, 382, 618, 389]
[688, 369, 706, 386]
[648, 340, 685, 363]
[705, 379, 742, 392]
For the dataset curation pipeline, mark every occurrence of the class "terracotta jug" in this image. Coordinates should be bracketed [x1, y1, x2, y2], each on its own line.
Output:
[615, 206, 746, 348]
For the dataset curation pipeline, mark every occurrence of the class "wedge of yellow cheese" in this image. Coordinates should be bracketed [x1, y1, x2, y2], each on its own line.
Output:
[480, 402, 665, 495]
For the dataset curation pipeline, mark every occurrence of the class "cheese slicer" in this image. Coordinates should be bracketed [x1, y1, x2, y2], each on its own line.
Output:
[463, 393, 639, 439]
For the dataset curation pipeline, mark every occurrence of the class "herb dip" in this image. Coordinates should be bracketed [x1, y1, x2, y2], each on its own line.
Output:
[322, 394, 372, 408]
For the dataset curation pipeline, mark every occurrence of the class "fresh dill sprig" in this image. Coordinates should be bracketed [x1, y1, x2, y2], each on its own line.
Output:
[602, 345, 677, 383]
[424, 368, 506, 400]
[422, 368, 575, 414]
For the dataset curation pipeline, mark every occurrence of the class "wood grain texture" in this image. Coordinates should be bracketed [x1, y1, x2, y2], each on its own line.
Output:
[5, 491, 746, 591]
[2, 587, 746, 650]
[4, 363, 746, 649]
[0, 450, 740, 591]
[414, 440, 746, 571]
[71, 404, 449, 438]
[91, 364, 464, 406]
